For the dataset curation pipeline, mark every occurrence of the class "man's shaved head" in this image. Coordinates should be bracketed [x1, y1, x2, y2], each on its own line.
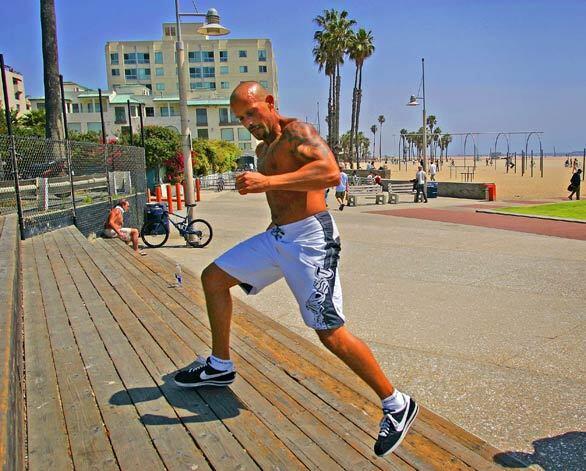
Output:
[230, 81, 270, 106]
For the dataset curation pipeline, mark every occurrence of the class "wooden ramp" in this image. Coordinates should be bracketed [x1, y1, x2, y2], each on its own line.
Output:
[21, 226, 525, 470]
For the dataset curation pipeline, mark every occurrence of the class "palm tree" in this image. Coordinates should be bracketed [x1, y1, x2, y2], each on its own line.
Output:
[426, 114, 437, 159]
[340, 130, 353, 167]
[348, 28, 374, 168]
[440, 133, 452, 162]
[313, 10, 355, 154]
[377, 115, 385, 160]
[399, 128, 408, 160]
[370, 124, 377, 160]
[432, 127, 441, 161]
[40, 0, 64, 140]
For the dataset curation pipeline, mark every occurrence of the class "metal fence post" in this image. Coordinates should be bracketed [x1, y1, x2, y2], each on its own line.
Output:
[139, 103, 145, 147]
[1, 53, 25, 239]
[127, 99, 134, 146]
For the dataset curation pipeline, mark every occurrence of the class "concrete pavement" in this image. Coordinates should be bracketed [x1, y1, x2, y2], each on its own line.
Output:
[159, 190, 585, 469]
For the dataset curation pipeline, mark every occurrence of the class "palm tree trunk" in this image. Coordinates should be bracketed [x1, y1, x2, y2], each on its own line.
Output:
[40, 0, 64, 140]
[334, 64, 341, 150]
[354, 65, 363, 167]
[327, 73, 333, 147]
[349, 66, 359, 168]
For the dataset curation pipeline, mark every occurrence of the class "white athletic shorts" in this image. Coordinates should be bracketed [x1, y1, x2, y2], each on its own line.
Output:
[103, 227, 131, 241]
[214, 211, 345, 330]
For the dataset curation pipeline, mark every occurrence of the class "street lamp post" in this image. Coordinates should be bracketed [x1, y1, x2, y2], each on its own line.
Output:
[174, 1, 229, 227]
[407, 58, 427, 171]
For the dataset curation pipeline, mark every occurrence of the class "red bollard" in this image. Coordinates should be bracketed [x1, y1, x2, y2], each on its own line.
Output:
[175, 182, 183, 210]
[195, 178, 201, 202]
[166, 184, 174, 213]
[155, 185, 162, 202]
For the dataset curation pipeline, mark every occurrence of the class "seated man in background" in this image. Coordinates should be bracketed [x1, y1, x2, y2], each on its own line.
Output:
[103, 198, 140, 252]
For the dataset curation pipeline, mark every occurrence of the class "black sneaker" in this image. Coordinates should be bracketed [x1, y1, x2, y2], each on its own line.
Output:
[174, 357, 236, 388]
[374, 394, 419, 457]
[339, 204, 344, 211]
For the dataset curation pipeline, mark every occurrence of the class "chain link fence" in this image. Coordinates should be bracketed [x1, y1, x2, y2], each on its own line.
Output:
[0, 134, 146, 238]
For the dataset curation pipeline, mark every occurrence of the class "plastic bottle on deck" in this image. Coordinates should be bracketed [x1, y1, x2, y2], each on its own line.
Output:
[175, 263, 182, 287]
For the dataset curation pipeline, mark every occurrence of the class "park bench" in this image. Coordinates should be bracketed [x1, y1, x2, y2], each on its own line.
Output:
[1, 219, 526, 469]
[388, 181, 416, 204]
[347, 184, 385, 206]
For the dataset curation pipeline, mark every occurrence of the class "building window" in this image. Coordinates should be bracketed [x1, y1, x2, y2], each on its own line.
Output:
[156, 83, 165, 91]
[239, 66, 248, 73]
[112, 68, 120, 76]
[221, 128, 234, 141]
[238, 128, 251, 141]
[259, 65, 267, 73]
[238, 50, 247, 58]
[155, 51, 163, 64]
[68, 123, 82, 133]
[188, 51, 214, 63]
[155, 67, 164, 76]
[125, 68, 138, 80]
[189, 66, 215, 78]
[219, 108, 229, 124]
[110, 52, 119, 64]
[115, 107, 126, 123]
[137, 68, 151, 79]
[197, 128, 209, 139]
[86, 103, 94, 113]
[259, 80, 268, 89]
[220, 81, 230, 89]
[124, 53, 136, 64]
[129, 105, 139, 118]
[196, 108, 208, 126]
[239, 142, 252, 151]
[87, 122, 102, 133]
[160, 107, 170, 117]
[37, 103, 45, 110]
[220, 66, 229, 75]
[145, 107, 154, 117]
[72, 103, 80, 113]
[190, 82, 216, 90]
[258, 50, 267, 61]
[219, 50, 228, 62]
[164, 25, 176, 37]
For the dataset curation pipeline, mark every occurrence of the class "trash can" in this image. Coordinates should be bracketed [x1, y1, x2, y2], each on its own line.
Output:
[485, 183, 496, 201]
[427, 181, 438, 198]
[144, 202, 169, 228]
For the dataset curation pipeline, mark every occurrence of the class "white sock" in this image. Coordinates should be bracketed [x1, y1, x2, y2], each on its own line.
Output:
[209, 355, 234, 372]
[382, 390, 406, 412]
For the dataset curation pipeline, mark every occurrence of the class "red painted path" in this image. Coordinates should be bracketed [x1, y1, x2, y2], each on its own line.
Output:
[369, 207, 586, 240]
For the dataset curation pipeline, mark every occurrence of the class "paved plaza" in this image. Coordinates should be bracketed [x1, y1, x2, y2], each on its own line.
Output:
[160, 191, 585, 469]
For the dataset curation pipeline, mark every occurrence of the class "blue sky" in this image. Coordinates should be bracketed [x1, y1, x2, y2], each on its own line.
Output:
[1, 0, 584, 153]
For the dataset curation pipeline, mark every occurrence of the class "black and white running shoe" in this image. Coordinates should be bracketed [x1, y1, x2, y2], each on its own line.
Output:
[174, 357, 236, 388]
[374, 394, 419, 457]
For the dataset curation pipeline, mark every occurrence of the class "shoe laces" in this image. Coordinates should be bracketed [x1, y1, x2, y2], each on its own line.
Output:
[187, 355, 208, 373]
[379, 409, 399, 438]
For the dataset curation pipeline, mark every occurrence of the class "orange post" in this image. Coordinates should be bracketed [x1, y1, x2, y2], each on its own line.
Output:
[175, 182, 183, 210]
[195, 178, 201, 202]
[147, 188, 152, 202]
[166, 184, 174, 213]
[155, 185, 162, 202]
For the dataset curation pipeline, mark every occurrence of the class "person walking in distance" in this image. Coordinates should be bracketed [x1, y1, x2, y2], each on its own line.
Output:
[429, 161, 437, 181]
[335, 164, 349, 211]
[173, 82, 418, 457]
[568, 169, 582, 200]
[414, 165, 428, 203]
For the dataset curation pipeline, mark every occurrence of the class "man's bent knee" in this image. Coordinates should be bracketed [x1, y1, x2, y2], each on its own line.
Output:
[202, 263, 240, 292]
[316, 326, 346, 350]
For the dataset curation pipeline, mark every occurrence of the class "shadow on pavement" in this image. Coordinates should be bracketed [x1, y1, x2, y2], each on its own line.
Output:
[494, 431, 585, 470]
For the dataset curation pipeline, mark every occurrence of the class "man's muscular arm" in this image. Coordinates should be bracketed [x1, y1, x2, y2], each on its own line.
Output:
[236, 122, 340, 194]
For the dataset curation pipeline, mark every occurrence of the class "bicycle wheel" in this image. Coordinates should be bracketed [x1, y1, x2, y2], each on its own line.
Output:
[185, 219, 213, 248]
[141, 221, 169, 248]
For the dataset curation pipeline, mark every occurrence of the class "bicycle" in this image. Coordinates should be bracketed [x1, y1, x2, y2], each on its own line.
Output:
[140, 203, 213, 248]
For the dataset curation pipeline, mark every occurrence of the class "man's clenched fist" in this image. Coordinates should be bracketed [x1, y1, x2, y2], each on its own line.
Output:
[235, 171, 271, 194]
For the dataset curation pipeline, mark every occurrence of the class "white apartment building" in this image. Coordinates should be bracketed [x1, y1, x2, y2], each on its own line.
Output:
[29, 22, 279, 153]
[0, 65, 30, 116]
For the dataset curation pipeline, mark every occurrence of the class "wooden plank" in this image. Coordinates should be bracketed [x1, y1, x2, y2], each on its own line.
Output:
[54, 232, 212, 471]
[74, 233, 307, 471]
[129, 244, 520, 469]
[0, 214, 24, 471]
[31, 236, 119, 470]
[98, 240, 385, 471]
[113, 243, 505, 470]
[62, 228, 260, 471]
[42, 232, 167, 471]
[21, 239, 73, 470]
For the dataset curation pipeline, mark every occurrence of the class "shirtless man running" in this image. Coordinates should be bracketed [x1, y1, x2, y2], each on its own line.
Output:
[174, 82, 418, 457]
